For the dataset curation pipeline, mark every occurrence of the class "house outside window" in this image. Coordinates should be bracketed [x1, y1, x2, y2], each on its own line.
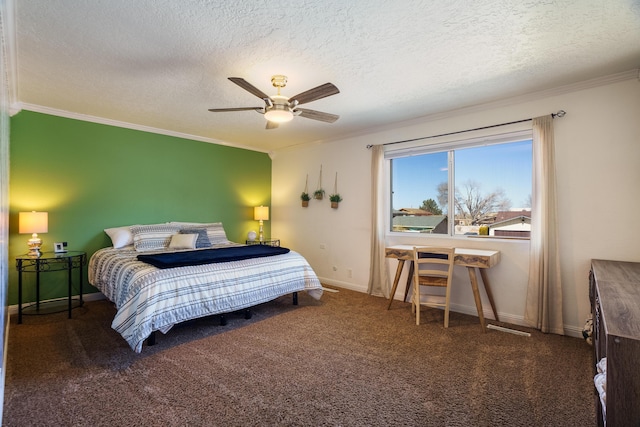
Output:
[387, 130, 533, 237]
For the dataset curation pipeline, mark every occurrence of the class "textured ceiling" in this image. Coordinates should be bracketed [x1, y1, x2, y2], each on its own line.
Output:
[14, 0, 640, 152]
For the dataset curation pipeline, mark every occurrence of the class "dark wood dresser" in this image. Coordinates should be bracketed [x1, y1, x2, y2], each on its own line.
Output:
[589, 259, 640, 427]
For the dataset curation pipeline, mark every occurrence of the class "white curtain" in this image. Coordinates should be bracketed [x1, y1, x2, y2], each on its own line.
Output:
[368, 144, 390, 297]
[525, 115, 564, 334]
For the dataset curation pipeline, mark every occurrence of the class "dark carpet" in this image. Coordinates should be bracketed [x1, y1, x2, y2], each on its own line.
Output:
[3, 287, 595, 426]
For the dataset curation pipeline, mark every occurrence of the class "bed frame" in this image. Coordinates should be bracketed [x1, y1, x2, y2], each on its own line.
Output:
[144, 291, 299, 347]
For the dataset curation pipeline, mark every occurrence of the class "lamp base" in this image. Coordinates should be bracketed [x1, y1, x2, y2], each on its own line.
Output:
[27, 247, 42, 257]
[27, 235, 42, 257]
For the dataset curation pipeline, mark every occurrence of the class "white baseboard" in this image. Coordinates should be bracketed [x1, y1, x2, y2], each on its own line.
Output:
[319, 277, 368, 293]
[8, 292, 106, 315]
[317, 277, 584, 339]
[10, 286, 585, 339]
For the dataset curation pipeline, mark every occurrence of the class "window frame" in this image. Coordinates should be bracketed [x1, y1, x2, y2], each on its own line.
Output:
[385, 128, 533, 239]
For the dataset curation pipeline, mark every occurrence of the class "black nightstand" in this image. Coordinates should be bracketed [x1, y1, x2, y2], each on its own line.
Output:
[245, 239, 280, 247]
[15, 251, 86, 324]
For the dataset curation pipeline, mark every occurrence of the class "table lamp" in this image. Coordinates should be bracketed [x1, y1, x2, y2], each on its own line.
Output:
[19, 211, 48, 257]
[254, 206, 269, 242]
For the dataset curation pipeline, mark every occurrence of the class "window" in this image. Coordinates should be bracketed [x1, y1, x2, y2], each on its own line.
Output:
[388, 131, 532, 237]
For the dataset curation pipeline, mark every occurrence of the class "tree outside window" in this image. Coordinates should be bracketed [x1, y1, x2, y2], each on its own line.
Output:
[390, 136, 532, 237]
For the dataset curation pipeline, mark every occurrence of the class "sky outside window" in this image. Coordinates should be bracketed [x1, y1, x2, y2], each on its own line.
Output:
[455, 140, 532, 209]
[392, 140, 532, 211]
[392, 151, 448, 210]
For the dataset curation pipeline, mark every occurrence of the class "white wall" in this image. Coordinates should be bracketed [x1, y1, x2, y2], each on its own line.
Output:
[272, 74, 640, 337]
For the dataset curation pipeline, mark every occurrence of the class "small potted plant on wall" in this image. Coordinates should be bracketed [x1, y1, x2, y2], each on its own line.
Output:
[300, 174, 311, 207]
[301, 192, 311, 207]
[314, 165, 324, 200]
[329, 193, 342, 209]
[329, 172, 342, 208]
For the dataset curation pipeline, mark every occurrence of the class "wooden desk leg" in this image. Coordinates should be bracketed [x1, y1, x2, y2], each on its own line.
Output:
[403, 261, 414, 303]
[479, 268, 499, 322]
[387, 259, 405, 310]
[467, 267, 486, 332]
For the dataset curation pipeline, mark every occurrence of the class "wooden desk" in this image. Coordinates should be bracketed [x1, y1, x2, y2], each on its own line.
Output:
[385, 245, 500, 331]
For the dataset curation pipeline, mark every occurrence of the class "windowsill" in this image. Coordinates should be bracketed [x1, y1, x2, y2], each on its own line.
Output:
[386, 232, 530, 242]
[466, 235, 530, 241]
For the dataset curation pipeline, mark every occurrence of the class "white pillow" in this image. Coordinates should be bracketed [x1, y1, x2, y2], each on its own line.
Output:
[168, 233, 198, 250]
[104, 226, 136, 249]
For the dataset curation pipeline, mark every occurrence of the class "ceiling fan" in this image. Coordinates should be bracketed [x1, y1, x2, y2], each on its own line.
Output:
[208, 75, 340, 129]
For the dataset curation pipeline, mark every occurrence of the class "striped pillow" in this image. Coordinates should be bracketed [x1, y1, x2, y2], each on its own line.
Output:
[171, 222, 230, 245]
[131, 224, 182, 252]
[179, 228, 211, 248]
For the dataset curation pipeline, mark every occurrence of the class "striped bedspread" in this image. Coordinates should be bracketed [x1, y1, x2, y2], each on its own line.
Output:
[88, 245, 323, 352]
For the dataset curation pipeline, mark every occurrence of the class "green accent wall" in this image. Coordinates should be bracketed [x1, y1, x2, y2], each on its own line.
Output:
[8, 111, 271, 305]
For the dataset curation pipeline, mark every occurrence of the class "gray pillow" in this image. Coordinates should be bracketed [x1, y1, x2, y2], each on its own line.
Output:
[179, 228, 211, 249]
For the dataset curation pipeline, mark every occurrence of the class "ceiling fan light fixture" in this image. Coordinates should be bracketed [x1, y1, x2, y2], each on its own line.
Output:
[209, 76, 339, 127]
[264, 107, 294, 123]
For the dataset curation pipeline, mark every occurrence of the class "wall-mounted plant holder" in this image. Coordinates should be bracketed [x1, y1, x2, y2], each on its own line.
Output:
[329, 172, 342, 209]
[314, 165, 324, 200]
[330, 194, 342, 209]
[301, 174, 310, 207]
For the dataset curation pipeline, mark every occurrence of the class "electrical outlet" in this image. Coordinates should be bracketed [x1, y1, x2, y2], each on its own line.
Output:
[320, 244, 326, 249]
[332, 265, 337, 271]
[348, 269, 353, 278]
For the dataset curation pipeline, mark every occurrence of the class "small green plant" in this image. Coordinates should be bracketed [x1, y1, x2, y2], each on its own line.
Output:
[313, 189, 325, 200]
[300, 192, 311, 201]
[329, 193, 342, 209]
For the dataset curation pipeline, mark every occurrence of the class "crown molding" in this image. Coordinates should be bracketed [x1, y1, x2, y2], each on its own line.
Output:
[332, 69, 640, 142]
[11, 68, 638, 154]
[9, 100, 21, 116]
[16, 103, 269, 153]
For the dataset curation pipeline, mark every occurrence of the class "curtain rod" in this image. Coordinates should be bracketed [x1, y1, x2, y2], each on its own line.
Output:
[366, 110, 566, 149]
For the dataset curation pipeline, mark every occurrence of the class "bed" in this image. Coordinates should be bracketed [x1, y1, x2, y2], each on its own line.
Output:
[88, 222, 323, 352]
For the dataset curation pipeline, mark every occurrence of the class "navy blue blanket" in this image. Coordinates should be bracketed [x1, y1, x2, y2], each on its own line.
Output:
[137, 245, 290, 269]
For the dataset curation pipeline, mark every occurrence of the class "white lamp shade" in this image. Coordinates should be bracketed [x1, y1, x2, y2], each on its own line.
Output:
[254, 206, 269, 221]
[19, 211, 48, 234]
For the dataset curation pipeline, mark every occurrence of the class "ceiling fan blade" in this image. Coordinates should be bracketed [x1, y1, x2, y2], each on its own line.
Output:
[265, 121, 279, 130]
[288, 83, 339, 105]
[228, 77, 270, 100]
[296, 108, 339, 123]
[208, 107, 263, 112]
